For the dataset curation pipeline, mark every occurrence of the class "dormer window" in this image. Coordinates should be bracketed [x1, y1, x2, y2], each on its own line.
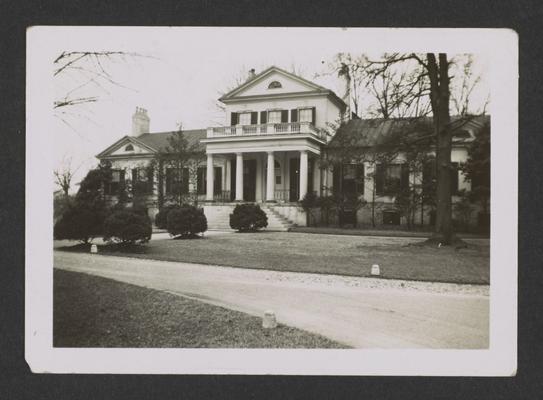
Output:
[268, 81, 282, 89]
[125, 144, 134, 151]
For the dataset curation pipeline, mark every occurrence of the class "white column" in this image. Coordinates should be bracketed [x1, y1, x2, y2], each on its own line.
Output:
[206, 154, 214, 201]
[299, 150, 308, 200]
[266, 152, 275, 201]
[235, 152, 243, 201]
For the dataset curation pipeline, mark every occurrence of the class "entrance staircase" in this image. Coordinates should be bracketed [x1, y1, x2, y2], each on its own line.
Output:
[204, 204, 296, 231]
[260, 204, 296, 231]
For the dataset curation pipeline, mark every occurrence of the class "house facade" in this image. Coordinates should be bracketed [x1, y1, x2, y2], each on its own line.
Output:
[96, 66, 488, 230]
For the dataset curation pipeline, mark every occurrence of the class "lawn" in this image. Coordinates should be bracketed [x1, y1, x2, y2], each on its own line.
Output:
[57, 231, 490, 284]
[54, 269, 346, 348]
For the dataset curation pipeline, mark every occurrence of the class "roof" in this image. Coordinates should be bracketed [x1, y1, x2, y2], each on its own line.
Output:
[96, 129, 207, 159]
[219, 65, 347, 111]
[328, 115, 490, 149]
[136, 129, 207, 152]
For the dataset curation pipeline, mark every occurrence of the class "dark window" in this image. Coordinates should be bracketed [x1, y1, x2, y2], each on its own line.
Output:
[165, 168, 189, 195]
[341, 164, 365, 196]
[105, 169, 125, 195]
[197, 167, 206, 195]
[383, 210, 401, 225]
[376, 163, 409, 196]
[290, 109, 298, 122]
[131, 167, 153, 195]
[124, 144, 134, 151]
[268, 81, 282, 89]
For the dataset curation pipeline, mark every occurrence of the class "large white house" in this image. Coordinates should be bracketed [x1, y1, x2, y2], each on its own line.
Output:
[96, 66, 489, 230]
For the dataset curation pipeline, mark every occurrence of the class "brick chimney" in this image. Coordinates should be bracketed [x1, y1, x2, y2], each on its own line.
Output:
[131, 107, 150, 136]
[248, 68, 256, 81]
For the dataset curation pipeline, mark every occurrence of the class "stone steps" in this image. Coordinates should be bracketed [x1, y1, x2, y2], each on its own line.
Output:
[203, 204, 295, 231]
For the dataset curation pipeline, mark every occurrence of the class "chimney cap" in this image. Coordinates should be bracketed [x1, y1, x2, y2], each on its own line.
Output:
[248, 68, 256, 80]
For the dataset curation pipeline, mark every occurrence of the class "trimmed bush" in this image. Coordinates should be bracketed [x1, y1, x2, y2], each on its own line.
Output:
[54, 203, 106, 244]
[166, 205, 208, 238]
[154, 204, 182, 229]
[229, 203, 268, 232]
[103, 210, 152, 244]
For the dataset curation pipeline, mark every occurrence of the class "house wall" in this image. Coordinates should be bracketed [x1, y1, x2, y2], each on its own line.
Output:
[224, 95, 342, 131]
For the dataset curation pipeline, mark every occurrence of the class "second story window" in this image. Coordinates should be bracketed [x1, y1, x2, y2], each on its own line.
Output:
[238, 112, 251, 125]
[268, 110, 282, 123]
[299, 108, 313, 123]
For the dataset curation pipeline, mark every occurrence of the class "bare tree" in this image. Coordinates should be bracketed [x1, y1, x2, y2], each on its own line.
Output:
[333, 53, 476, 245]
[54, 156, 81, 196]
[53, 51, 150, 132]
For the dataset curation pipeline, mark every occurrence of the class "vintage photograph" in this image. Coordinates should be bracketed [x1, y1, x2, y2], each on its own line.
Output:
[26, 27, 517, 375]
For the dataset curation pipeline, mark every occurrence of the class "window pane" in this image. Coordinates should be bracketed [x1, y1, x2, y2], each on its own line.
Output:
[268, 111, 281, 123]
[238, 112, 251, 125]
[299, 108, 312, 122]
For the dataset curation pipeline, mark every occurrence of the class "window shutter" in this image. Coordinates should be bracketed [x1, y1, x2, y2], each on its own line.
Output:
[375, 164, 384, 195]
[290, 109, 298, 122]
[250, 112, 258, 125]
[356, 164, 365, 195]
[401, 164, 410, 192]
[311, 107, 316, 125]
[230, 112, 238, 126]
[260, 111, 267, 124]
[281, 110, 289, 123]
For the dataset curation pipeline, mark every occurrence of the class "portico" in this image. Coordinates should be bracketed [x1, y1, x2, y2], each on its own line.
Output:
[202, 148, 320, 203]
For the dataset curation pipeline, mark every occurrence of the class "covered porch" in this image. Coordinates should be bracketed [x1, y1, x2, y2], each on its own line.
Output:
[203, 150, 322, 204]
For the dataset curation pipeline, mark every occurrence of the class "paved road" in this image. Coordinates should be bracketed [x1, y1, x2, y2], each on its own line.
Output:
[54, 251, 489, 349]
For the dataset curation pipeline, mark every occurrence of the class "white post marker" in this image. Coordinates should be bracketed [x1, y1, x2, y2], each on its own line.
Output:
[90, 244, 98, 254]
[262, 310, 277, 329]
[371, 264, 380, 276]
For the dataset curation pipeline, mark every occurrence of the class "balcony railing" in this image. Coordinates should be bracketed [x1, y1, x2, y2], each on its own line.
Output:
[207, 122, 324, 140]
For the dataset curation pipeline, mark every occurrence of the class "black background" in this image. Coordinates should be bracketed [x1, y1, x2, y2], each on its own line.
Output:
[1, 0, 541, 398]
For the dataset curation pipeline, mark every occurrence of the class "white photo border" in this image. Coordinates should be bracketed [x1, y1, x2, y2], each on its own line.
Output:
[25, 26, 518, 376]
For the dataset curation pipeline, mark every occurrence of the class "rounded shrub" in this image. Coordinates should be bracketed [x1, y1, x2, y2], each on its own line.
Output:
[166, 205, 208, 238]
[54, 203, 106, 244]
[229, 203, 268, 232]
[103, 209, 152, 244]
[154, 204, 181, 229]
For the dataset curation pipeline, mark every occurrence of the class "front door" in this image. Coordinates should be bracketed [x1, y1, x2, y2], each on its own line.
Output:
[243, 159, 256, 202]
[289, 158, 300, 202]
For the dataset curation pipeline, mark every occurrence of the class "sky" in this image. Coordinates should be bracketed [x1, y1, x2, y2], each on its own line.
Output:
[42, 27, 490, 189]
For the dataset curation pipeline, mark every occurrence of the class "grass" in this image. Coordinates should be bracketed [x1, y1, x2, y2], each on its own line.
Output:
[56, 231, 490, 284]
[53, 269, 347, 348]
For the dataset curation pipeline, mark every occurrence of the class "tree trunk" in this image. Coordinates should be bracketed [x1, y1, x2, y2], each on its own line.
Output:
[427, 53, 454, 244]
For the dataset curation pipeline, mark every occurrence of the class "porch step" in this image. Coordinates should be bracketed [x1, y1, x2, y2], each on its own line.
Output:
[203, 204, 295, 231]
[261, 205, 296, 231]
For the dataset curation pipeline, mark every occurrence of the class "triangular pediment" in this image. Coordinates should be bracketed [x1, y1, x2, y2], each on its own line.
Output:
[221, 66, 327, 100]
[97, 136, 157, 158]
